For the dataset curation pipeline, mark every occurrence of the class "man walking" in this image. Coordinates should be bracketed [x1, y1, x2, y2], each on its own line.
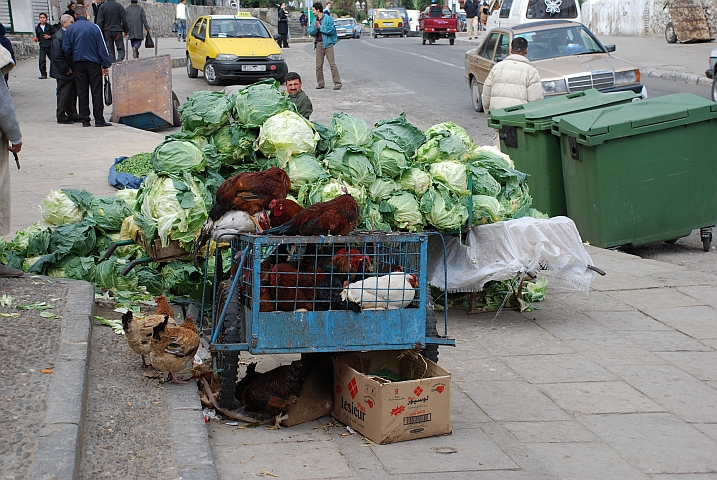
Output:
[50, 14, 79, 124]
[63, 5, 112, 127]
[35, 13, 56, 79]
[308, 2, 341, 90]
[175, 0, 189, 42]
[285, 72, 313, 120]
[464, 0, 479, 39]
[96, 0, 128, 63]
[125, 0, 150, 59]
[299, 12, 308, 37]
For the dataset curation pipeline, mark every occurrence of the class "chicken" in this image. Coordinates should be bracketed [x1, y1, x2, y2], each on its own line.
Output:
[150, 316, 200, 384]
[261, 194, 359, 237]
[155, 295, 175, 319]
[341, 272, 418, 310]
[269, 198, 304, 228]
[193, 210, 271, 268]
[209, 167, 291, 227]
[234, 362, 260, 403]
[121, 310, 177, 368]
[241, 360, 304, 429]
[266, 263, 318, 311]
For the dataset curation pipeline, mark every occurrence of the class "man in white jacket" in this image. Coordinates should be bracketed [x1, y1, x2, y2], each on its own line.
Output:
[482, 36, 542, 113]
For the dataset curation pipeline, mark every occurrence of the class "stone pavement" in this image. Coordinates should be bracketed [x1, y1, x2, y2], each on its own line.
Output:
[1, 35, 716, 479]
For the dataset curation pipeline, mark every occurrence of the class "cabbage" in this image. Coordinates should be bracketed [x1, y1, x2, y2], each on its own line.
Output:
[420, 187, 468, 231]
[151, 140, 206, 175]
[312, 121, 338, 153]
[430, 161, 469, 196]
[372, 113, 426, 158]
[319, 178, 366, 204]
[368, 178, 400, 201]
[211, 123, 258, 164]
[40, 189, 92, 227]
[257, 111, 319, 167]
[359, 201, 391, 231]
[232, 80, 294, 128]
[331, 113, 372, 147]
[89, 196, 132, 233]
[285, 153, 328, 192]
[178, 90, 233, 136]
[135, 172, 210, 248]
[469, 145, 514, 169]
[47, 256, 96, 282]
[470, 165, 502, 197]
[414, 132, 470, 165]
[95, 257, 139, 292]
[471, 195, 502, 225]
[135, 265, 166, 296]
[382, 191, 424, 232]
[50, 221, 97, 258]
[161, 261, 202, 299]
[115, 188, 138, 211]
[323, 147, 376, 187]
[370, 140, 407, 179]
[425, 122, 474, 147]
[397, 168, 432, 197]
[165, 130, 210, 147]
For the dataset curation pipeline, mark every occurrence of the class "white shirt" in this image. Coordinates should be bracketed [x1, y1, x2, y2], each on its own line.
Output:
[176, 3, 187, 20]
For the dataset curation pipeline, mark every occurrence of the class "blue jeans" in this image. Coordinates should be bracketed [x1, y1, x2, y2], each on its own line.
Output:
[177, 19, 187, 40]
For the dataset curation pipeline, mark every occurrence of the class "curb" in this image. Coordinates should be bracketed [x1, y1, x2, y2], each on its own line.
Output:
[28, 279, 94, 480]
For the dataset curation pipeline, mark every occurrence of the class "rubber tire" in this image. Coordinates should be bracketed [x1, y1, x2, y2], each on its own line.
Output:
[471, 77, 484, 112]
[215, 280, 244, 410]
[703, 232, 713, 252]
[373, 32, 377, 38]
[422, 287, 439, 363]
[422, 32, 426, 45]
[186, 55, 198, 78]
[449, 38, 455, 45]
[171, 91, 181, 127]
[204, 62, 221, 86]
[665, 22, 677, 43]
[712, 76, 717, 102]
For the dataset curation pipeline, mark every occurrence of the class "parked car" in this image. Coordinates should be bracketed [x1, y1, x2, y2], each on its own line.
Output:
[464, 20, 646, 111]
[186, 13, 287, 86]
[706, 47, 717, 101]
[486, 0, 581, 30]
[383, 6, 411, 36]
[335, 17, 362, 39]
[373, 9, 405, 37]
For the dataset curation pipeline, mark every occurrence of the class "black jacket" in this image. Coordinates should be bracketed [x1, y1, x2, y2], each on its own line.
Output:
[50, 28, 74, 81]
[35, 23, 56, 49]
[278, 8, 289, 35]
[464, 0, 479, 18]
[96, 0, 128, 33]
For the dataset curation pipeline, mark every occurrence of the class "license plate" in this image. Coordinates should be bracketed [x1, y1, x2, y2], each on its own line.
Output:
[384, 22, 394, 26]
[241, 65, 266, 72]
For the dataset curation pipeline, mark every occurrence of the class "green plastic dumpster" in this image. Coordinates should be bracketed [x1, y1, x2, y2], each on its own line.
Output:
[552, 92, 717, 250]
[487, 89, 639, 217]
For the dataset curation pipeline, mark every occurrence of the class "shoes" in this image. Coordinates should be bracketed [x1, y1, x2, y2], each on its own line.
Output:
[57, 118, 73, 124]
[82, 121, 91, 127]
[316, 85, 324, 89]
[0, 265, 23, 278]
[333, 84, 342, 90]
[178, 35, 181, 42]
[468, 37, 472, 40]
[132, 47, 139, 59]
[38, 75, 47, 79]
[96, 121, 112, 127]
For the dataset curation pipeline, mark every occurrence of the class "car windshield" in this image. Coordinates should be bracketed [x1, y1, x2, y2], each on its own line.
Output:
[518, 26, 604, 61]
[335, 19, 355, 26]
[208, 18, 270, 38]
[378, 11, 400, 19]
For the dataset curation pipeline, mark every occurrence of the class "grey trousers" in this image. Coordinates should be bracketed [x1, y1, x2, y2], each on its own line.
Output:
[315, 42, 341, 88]
[0, 134, 10, 235]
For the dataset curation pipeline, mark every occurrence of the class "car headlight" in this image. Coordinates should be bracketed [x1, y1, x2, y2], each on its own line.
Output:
[542, 79, 568, 95]
[268, 54, 284, 61]
[614, 69, 639, 85]
[216, 54, 238, 61]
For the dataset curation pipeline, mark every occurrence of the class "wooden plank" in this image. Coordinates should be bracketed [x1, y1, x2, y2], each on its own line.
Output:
[110, 54, 174, 126]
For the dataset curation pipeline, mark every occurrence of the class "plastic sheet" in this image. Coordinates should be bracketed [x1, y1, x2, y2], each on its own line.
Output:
[427, 216, 596, 293]
[108, 156, 144, 190]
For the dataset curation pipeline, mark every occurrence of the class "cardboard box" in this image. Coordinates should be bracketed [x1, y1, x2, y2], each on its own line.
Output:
[332, 350, 451, 444]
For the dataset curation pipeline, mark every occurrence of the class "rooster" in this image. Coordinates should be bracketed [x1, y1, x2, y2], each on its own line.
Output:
[150, 316, 200, 384]
[260, 193, 359, 237]
[209, 167, 291, 228]
[193, 209, 271, 268]
[241, 360, 304, 429]
[266, 263, 319, 311]
[268, 198, 304, 228]
[341, 272, 418, 310]
[122, 310, 177, 368]
[154, 295, 176, 319]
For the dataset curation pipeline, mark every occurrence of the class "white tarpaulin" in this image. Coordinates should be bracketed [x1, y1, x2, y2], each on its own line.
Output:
[427, 216, 596, 293]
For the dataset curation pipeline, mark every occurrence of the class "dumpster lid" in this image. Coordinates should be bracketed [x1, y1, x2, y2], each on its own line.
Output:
[552, 93, 717, 146]
[487, 89, 639, 132]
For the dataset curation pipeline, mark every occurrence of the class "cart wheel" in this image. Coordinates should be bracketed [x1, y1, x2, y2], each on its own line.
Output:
[703, 232, 712, 252]
[665, 22, 678, 43]
[171, 91, 181, 127]
[449, 38, 455, 45]
[422, 287, 439, 363]
[214, 280, 244, 409]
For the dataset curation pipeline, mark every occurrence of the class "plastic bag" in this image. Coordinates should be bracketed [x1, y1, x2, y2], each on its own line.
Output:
[145, 32, 154, 49]
[108, 156, 144, 190]
[103, 76, 112, 106]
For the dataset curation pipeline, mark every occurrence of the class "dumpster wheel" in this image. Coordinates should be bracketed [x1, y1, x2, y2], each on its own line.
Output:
[213, 280, 244, 410]
[701, 227, 713, 252]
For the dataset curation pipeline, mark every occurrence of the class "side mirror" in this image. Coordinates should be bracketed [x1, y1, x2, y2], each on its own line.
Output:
[605, 44, 616, 52]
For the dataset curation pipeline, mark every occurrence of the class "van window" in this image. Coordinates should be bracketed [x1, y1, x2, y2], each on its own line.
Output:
[499, 0, 513, 18]
[480, 33, 499, 60]
[526, 0, 578, 19]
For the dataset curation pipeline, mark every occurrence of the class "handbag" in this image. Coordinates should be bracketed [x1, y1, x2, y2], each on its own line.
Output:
[172, 21, 178, 33]
[145, 32, 154, 49]
[104, 75, 112, 106]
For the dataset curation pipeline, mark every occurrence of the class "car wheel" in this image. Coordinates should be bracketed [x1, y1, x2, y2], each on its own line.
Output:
[665, 22, 678, 43]
[204, 62, 220, 86]
[712, 75, 717, 102]
[186, 54, 198, 78]
[422, 32, 426, 45]
[471, 77, 484, 112]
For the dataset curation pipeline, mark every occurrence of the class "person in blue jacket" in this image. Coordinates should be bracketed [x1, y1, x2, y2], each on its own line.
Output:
[308, 2, 341, 90]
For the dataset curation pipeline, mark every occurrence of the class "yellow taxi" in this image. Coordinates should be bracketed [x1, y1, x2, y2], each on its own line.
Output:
[373, 9, 405, 38]
[186, 13, 288, 86]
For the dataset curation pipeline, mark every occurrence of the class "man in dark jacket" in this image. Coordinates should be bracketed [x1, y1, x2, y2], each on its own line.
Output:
[35, 13, 56, 79]
[0, 23, 15, 85]
[464, 0, 479, 39]
[125, 0, 150, 59]
[51, 14, 79, 124]
[63, 5, 112, 127]
[96, 0, 128, 63]
[277, 3, 289, 48]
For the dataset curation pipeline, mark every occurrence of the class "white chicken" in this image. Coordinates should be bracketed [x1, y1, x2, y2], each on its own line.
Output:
[340, 272, 418, 310]
[193, 210, 270, 268]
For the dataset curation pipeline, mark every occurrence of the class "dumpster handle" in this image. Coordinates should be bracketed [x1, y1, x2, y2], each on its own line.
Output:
[587, 265, 606, 276]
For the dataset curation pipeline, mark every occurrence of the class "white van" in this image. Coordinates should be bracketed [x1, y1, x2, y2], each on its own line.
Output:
[407, 9, 421, 36]
[486, 0, 581, 30]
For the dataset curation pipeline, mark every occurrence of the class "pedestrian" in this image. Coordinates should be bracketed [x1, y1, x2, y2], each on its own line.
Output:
[324, 2, 332, 15]
[285, 72, 313, 120]
[64, 2, 77, 18]
[480, 1, 489, 31]
[278, 2, 290, 48]
[96, 0, 128, 63]
[308, 2, 341, 91]
[51, 14, 80, 124]
[91, 0, 104, 24]
[175, 0, 189, 42]
[0, 45, 24, 278]
[34, 13, 56, 79]
[482, 36, 542, 145]
[299, 12, 308, 37]
[464, 0, 479, 39]
[0, 23, 15, 85]
[62, 5, 112, 128]
[125, 0, 150, 59]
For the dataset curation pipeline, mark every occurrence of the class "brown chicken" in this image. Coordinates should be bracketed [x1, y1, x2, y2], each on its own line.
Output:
[155, 295, 175, 319]
[261, 194, 360, 236]
[266, 263, 322, 311]
[122, 310, 177, 368]
[150, 316, 200, 384]
[241, 360, 304, 429]
[209, 168, 291, 229]
[268, 198, 304, 228]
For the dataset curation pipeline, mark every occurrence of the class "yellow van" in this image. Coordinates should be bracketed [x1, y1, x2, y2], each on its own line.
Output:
[373, 9, 405, 38]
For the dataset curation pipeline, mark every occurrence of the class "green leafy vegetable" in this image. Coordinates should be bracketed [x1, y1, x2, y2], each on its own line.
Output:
[39, 189, 89, 227]
[179, 90, 233, 136]
[89, 196, 132, 233]
[370, 139, 407, 179]
[151, 139, 206, 175]
[372, 113, 426, 158]
[257, 111, 319, 167]
[232, 80, 293, 128]
[285, 153, 328, 192]
[331, 113, 372, 148]
[383, 191, 424, 232]
[95, 257, 139, 292]
[429, 161, 469, 196]
[323, 147, 376, 187]
[114, 152, 152, 177]
[397, 168, 432, 197]
[420, 187, 469, 231]
[425, 122, 474, 147]
[368, 178, 400, 202]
